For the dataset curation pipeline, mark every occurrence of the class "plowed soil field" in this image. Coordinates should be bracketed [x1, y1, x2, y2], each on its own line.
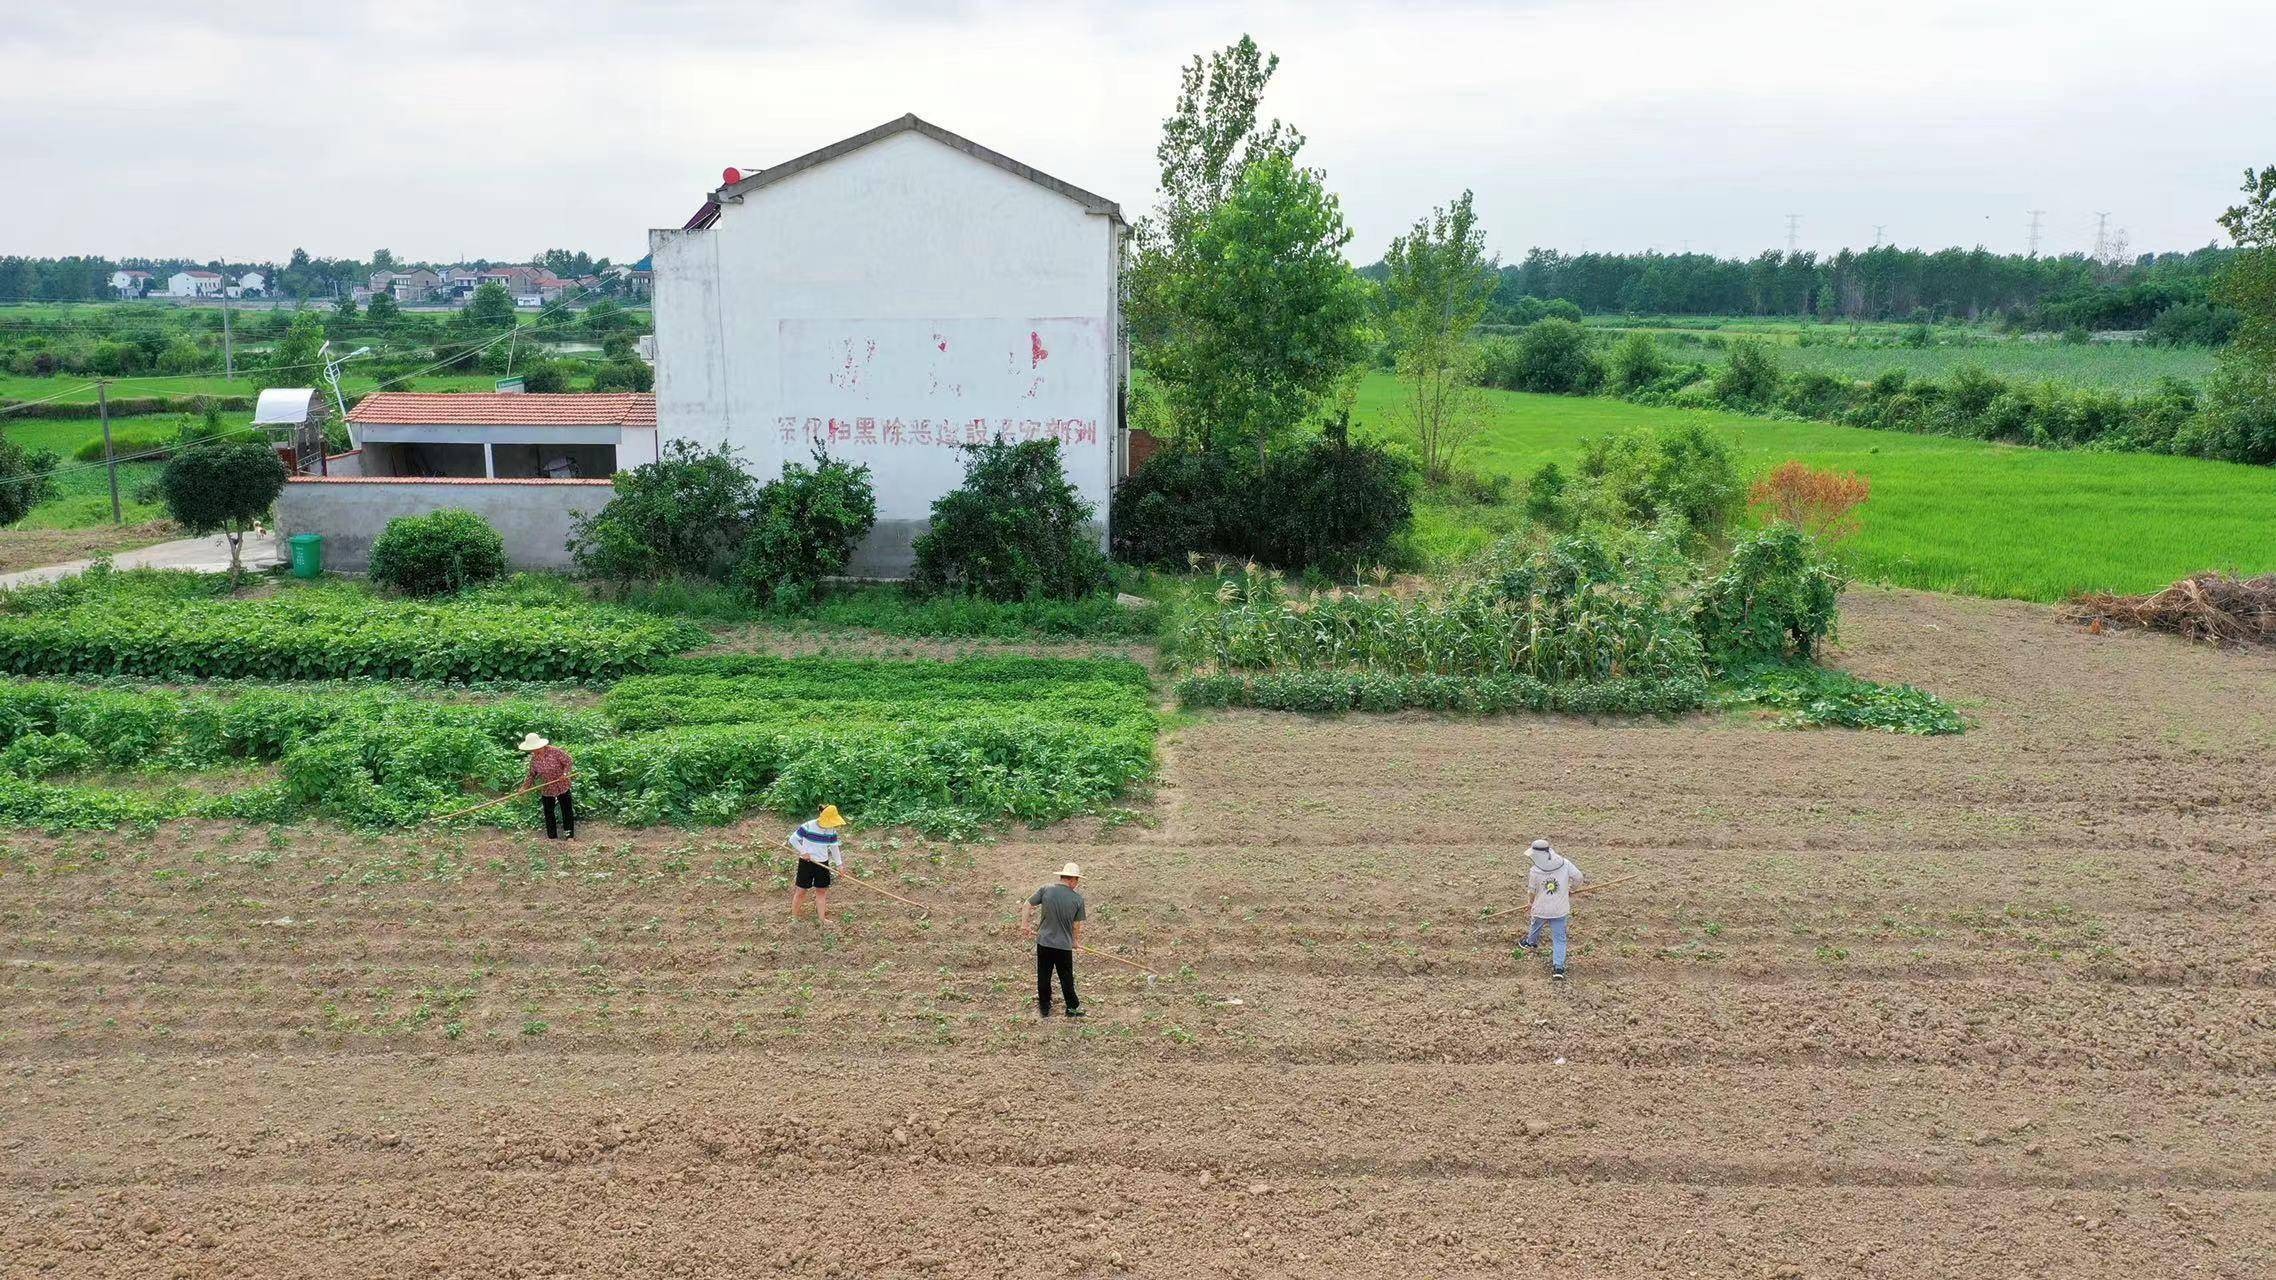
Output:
[4, 588, 2272, 1278]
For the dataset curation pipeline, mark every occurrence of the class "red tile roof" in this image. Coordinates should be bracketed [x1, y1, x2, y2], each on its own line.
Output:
[346, 392, 656, 428]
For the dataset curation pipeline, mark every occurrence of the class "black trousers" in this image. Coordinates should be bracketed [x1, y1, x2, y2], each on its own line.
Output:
[1036, 945, 1078, 1014]
[542, 790, 576, 839]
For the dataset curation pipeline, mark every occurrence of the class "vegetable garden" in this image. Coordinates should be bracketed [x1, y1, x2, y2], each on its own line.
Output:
[0, 571, 1158, 836]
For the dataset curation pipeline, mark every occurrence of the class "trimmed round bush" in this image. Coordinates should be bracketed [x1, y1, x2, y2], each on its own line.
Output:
[368, 509, 507, 597]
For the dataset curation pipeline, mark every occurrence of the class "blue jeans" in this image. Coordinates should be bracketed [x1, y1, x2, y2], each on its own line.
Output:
[1524, 916, 1568, 966]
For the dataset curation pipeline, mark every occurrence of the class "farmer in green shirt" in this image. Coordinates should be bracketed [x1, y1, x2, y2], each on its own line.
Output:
[1022, 862, 1087, 1019]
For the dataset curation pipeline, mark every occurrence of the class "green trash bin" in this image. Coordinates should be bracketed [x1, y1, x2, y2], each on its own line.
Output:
[288, 533, 325, 579]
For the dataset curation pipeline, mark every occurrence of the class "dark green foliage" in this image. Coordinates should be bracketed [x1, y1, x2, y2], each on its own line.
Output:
[1522, 462, 1568, 528]
[1693, 525, 1845, 670]
[2145, 300, 2240, 347]
[912, 440, 1110, 602]
[1108, 448, 1225, 568]
[570, 440, 761, 583]
[1710, 339, 1783, 405]
[0, 436, 59, 525]
[157, 441, 286, 570]
[1721, 663, 1963, 734]
[735, 452, 877, 605]
[1109, 432, 1413, 573]
[516, 360, 570, 393]
[1489, 318, 1604, 394]
[368, 509, 508, 597]
[1605, 331, 1672, 394]
[1177, 670, 1708, 715]
[589, 359, 654, 392]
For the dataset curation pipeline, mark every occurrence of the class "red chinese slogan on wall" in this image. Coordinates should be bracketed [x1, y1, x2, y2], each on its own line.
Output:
[775, 415, 1103, 449]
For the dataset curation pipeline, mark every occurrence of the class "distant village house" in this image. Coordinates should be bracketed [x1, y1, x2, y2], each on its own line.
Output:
[167, 270, 223, 297]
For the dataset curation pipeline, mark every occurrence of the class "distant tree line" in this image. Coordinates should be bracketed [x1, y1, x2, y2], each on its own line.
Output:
[1350, 244, 2240, 338]
[0, 246, 634, 303]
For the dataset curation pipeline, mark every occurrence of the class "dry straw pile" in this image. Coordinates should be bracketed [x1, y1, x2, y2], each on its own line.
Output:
[2068, 573, 2276, 647]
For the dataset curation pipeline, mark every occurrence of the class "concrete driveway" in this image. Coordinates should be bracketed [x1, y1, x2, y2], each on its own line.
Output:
[0, 530, 282, 590]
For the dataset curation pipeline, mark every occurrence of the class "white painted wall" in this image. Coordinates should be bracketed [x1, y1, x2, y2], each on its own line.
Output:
[651, 128, 1122, 576]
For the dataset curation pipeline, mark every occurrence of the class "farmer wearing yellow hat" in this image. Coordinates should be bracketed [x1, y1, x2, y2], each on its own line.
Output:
[1021, 862, 1088, 1019]
[786, 804, 847, 924]
[516, 733, 575, 840]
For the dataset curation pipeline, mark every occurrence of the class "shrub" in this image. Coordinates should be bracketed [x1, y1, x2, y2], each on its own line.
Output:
[1711, 339, 1782, 405]
[1605, 331, 1671, 395]
[0, 437, 59, 525]
[570, 439, 761, 584]
[1499, 318, 1604, 394]
[1242, 431, 1414, 573]
[1110, 431, 1412, 575]
[368, 509, 508, 596]
[1108, 448, 1231, 569]
[735, 451, 877, 605]
[517, 360, 571, 393]
[1570, 423, 1745, 541]
[911, 439, 1110, 602]
[1693, 525, 1845, 670]
[157, 441, 287, 573]
[1748, 461, 1870, 543]
[589, 359, 654, 392]
[1176, 670, 1709, 716]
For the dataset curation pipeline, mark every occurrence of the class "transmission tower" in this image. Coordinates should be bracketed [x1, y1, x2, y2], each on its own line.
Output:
[2092, 211, 2112, 260]
[2026, 209, 2045, 256]
[1872, 224, 1887, 248]
[1784, 213, 1801, 256]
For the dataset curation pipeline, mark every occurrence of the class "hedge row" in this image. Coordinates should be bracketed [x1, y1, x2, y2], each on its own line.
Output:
[1175, 670, 1711, 716]
[0, 578, 708, 683]
[0, 394, 255, 419]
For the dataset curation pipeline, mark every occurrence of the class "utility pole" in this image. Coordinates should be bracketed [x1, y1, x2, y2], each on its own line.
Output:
[2092, 211, 2112, 260]
[98, 380, 121, 525]
[222, 290, 234, 381]
[1784, 213, 1801, 256]
[2026, 209, 2045, 257]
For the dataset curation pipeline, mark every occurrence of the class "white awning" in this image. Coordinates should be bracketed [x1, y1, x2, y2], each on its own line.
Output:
[254, 388, 319, 424]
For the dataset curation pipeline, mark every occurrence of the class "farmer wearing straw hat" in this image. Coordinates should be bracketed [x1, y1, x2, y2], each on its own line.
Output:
[786, 805, 847, 924]
[516, 733, 575, 840]
[1517, 838, 1586, 979]
[1022, 863, 1088, 1019]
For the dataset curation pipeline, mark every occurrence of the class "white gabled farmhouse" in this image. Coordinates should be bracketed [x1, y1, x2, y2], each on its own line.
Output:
[648, 114, 1127, 577]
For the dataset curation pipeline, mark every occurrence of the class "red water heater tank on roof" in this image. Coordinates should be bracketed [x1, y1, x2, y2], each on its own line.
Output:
[722, 167, 743, 185]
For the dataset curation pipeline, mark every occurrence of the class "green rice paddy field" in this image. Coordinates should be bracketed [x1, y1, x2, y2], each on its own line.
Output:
[1353, 373, 2276, 602]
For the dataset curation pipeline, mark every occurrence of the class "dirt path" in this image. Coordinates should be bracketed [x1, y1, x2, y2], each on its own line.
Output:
[2, 587, 2272, 1278]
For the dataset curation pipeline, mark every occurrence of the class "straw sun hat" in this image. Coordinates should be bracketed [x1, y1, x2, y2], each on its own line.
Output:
[517, 733, 549, 752]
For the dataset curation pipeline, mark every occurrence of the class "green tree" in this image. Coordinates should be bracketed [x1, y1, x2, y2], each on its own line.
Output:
[1605, 331, 1671, 394]
[458, 282, 517, 335]
[2200, 165, 2276, 463]
[365, 291, 401, 324]
[256, 311, 328, 393]
[157, 442, 287, 574]
[331, 294, 359, 322]
[1383, 190, 1497, 484]
[371, 249, 397, 273]
[736, 451, 878, 606]
[568, 440, 762, 584]
[1144, 155, 1372, 455]
[0, 438, 59, 525]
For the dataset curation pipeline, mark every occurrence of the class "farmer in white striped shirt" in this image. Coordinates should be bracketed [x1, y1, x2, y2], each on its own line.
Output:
[786, 804, 847, 924]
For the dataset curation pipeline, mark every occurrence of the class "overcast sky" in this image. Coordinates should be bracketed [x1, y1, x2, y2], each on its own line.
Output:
[6, 0, 2272, 266]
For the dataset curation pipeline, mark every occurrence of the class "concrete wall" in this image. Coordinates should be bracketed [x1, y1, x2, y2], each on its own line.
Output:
[652, 128, 1121, 577]
[275, 477, 613, 572]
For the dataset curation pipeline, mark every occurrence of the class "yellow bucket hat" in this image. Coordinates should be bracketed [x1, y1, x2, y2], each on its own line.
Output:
[816, 804, 845, 829]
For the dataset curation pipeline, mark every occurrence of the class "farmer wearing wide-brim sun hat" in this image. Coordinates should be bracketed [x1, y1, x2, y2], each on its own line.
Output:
[1517, 838, 1587, 979]
[785, 804, 848, 924]
[517, 733, 575, 840]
